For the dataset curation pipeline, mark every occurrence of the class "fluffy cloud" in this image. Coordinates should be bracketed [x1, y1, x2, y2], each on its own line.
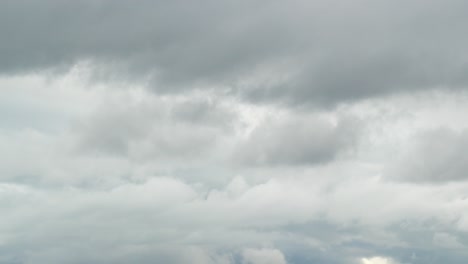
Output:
[2, 69, 468, 263]
[2, 1, 468, 263]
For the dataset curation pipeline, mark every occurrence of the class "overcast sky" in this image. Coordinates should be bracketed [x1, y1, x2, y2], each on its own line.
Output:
[1, 0, 468, 263]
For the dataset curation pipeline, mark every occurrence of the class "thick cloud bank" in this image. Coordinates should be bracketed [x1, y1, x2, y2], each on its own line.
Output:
[1, 1, 468, 264]
[3, 0, 468, 105]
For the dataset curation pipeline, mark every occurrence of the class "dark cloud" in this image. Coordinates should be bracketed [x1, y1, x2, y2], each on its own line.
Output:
[2, 0, 468, 106]
[0, 0, 293, 83]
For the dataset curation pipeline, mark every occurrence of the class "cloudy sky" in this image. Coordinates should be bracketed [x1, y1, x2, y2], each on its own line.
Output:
[1, 0, 468, 263]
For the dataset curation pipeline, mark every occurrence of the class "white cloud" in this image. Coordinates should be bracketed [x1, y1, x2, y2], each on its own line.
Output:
[2, 66, 468, 263]
[361, 256, 399, 264]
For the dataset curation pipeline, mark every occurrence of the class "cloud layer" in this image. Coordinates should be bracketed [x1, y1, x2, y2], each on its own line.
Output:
[1, 1, 468, 264]
[3, 0, 468, 105]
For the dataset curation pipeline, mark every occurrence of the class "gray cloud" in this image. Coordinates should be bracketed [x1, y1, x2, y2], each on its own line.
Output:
[2, 1, 468, 264]
[2, 175, 467, 264]
[0, 0, 293, 83]
[2, 0, 468, 106]
[234, 115, 360, 166]
[74, 95, 236, 160]
[386, 128, 468, 183]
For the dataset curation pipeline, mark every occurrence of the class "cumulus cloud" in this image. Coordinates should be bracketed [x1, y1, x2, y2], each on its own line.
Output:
[3, 1, 468, 264]
[2, 70, 468, 263]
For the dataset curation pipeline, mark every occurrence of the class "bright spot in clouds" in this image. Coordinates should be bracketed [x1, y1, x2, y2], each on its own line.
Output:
[361, 257, 397, 264]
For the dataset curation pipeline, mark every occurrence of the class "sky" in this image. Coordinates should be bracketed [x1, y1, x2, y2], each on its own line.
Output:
[1, 0, 468, 263]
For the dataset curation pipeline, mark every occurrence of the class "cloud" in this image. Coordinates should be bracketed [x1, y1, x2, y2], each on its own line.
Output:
[2, 0, 468, 105]
[432, 232, 464, 249]
[2, 77, 468, 264]
[73, 90, 237, 161]
[242, 248, 287, 264]
[3, 2, 468, 263]
[233, 114, 360, 166]
[361, 256, 399, 264]
[386, 128, 468, 183]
